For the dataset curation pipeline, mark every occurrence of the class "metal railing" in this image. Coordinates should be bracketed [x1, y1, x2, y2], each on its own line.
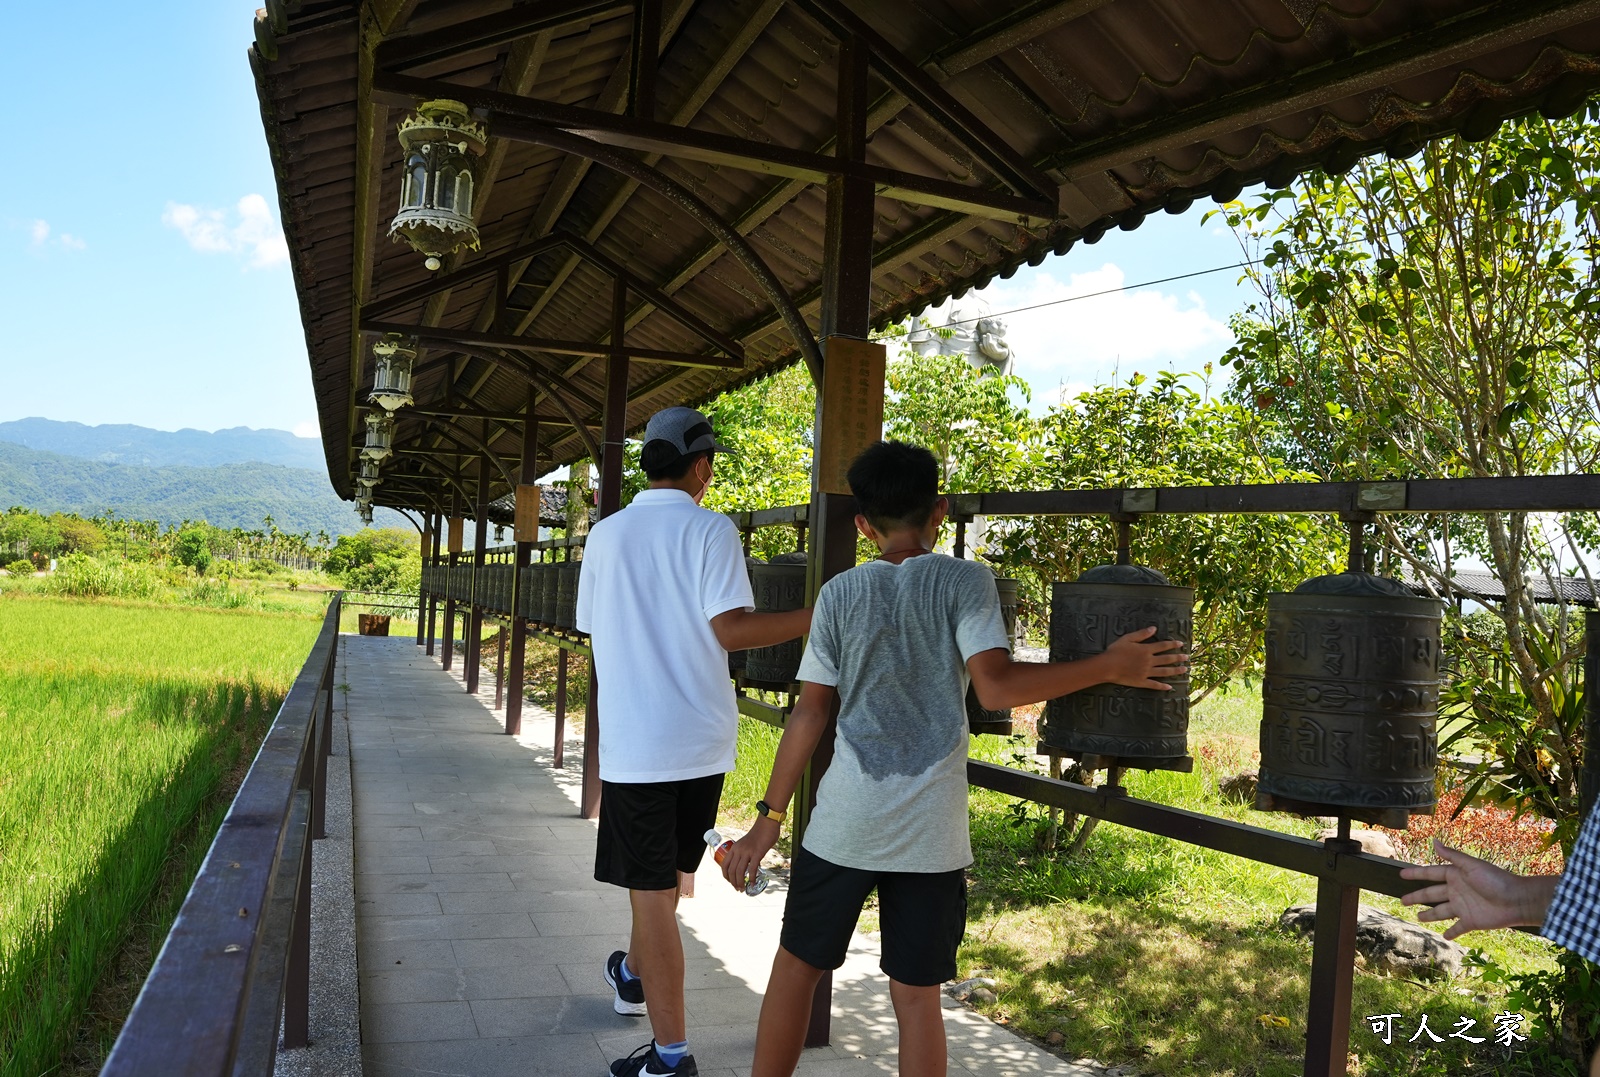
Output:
[101, 594, 342, 1076]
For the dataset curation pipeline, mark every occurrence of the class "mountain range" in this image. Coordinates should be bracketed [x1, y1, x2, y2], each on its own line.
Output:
[0, 418, 408, 536]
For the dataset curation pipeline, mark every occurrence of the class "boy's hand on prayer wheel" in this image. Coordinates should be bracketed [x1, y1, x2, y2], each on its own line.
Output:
[1101, 626, 1188, 690]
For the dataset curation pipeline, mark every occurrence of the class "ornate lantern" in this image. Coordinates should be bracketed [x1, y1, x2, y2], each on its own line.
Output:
[358, 457, 383, 489]
[354, 492, 373, 525]
[369, 334, 417, 412]
[362, 412, 394, 462]
[389, 99, 487, 270]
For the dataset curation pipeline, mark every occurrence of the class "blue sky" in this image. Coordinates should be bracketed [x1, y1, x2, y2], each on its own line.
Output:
[2, 2, 1260, 439]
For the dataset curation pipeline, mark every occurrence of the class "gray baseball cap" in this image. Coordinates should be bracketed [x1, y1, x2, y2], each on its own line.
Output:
[642, 406, 730, 458]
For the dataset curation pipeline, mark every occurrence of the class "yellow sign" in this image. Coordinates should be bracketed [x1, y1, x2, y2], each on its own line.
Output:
[815, 335, 886, 495]
[514, 485, 542, 542]
[447, 517, 464, 553]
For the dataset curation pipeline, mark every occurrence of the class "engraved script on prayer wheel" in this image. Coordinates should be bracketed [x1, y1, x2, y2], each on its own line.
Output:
[967, 574, 1019, 736]
[538, 562, 558, 626]
[746, 552, 809, 685]
[1041, 564, 1192, 766]
[1256, 572, 1441, 827]
[556, 559, 582, 632]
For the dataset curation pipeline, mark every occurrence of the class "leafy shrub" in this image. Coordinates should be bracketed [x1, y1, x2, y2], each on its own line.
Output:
[180, 577, 255, 609]
[46, 554, 162, 600]
[6, 559, 35, 578]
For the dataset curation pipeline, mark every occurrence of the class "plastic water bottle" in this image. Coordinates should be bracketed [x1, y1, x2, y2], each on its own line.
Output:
[705, 829, 769, 896]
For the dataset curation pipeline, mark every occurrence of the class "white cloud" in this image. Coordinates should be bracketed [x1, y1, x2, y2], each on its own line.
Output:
[162, 193, 288, 269]
[27, 219, 86, 252]
[293, 420, 321, 439]
[958, 263, 1233, 405]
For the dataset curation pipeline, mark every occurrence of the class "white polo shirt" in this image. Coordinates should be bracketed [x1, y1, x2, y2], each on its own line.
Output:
[575, 488, 755, 782]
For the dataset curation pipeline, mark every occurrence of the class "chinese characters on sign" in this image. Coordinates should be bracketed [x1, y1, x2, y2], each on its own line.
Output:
[1365, 1011, 1528, 1049]
[815, 336, 886, 496]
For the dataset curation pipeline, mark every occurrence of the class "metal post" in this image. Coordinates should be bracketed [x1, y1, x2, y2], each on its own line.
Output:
[1304, 834, 1361, 1077]
[797, 31, 876, 1049]
[282, 795, 314, 1049]
[554, 649, 569, 769]
[507, 398, 539, 735]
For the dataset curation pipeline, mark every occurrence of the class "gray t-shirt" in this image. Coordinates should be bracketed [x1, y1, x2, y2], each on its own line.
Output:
[796, 554, 1011, 873]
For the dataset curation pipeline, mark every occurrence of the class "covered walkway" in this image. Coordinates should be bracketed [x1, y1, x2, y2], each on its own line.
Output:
[338, 634, 1104, 1076]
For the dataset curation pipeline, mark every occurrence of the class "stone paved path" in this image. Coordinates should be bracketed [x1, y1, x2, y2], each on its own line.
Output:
[344, 634, 1106, 1076]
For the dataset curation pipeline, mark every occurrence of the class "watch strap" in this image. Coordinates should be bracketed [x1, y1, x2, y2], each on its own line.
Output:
[755, 799, 786, 823]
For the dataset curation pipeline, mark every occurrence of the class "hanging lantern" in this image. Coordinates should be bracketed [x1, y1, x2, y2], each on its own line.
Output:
[357, 502, 374, 525]
[358, 457, 383, 489]
[362, 412, 394, 461]
[389, 99, 487, 270]
[369, 334, 417, 412]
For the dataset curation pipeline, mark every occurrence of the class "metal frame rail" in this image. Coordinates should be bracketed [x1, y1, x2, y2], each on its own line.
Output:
[415, 473, 1600, 1076]
[101, 594, 343, 1076]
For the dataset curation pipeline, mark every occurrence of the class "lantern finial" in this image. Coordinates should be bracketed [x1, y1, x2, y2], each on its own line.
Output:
[389, 99, 487, 266]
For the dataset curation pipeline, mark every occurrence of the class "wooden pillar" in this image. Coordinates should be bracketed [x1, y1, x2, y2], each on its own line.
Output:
[553, 649, 568, 769]
[507, 395, 539, 735]
[416, 511, 430, 646]
[1304, 836, 1362, 1077]
[425, 514, 442, 655]
[442, 502, 462, 671]
[580, 275, 631, 820]
[466, 451, 491, 694]
[798, 33, 878, 1049]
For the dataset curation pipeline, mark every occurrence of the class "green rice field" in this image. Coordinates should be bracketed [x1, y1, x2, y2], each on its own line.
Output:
[0, 593, 325, 1077]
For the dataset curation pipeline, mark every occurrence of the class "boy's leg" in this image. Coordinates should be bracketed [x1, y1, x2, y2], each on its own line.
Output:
[888, 979, 946, 1077]
[750, 946, 826, 1077]
[628, 887, 686, 1045]
[756, 847, 878, 1077]
[877, 866, 966, 1077]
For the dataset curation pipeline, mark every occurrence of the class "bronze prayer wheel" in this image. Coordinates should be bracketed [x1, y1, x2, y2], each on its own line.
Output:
[537, 561, 558, 626]
[1041, 564, 1193, 768]
[745, 552, 809, 686]
[556, 559, 582, 632]
[730, 556, 764, 678]
[1256, 572, 1441, 827]
[967, 573, 1019, 736]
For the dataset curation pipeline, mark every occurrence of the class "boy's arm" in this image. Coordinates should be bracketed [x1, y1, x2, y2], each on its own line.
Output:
[719, 680, 834, 891]
[967, 626, 1187, 710]
[710, 606, 814, 651]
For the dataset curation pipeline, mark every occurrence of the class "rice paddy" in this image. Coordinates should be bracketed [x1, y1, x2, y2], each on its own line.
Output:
[0, 593, 324, 1077]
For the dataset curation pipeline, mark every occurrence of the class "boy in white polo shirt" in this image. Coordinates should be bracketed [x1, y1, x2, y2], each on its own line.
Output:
[576, 406, 812, 1077]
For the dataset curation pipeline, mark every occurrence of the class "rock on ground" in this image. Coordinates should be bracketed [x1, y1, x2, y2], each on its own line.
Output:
[1218, 770, 1258, 803]
[1279, 903, 1466, 979]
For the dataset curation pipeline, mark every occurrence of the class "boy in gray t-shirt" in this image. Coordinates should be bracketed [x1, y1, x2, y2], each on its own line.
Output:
[720, 441, 1187, 1077]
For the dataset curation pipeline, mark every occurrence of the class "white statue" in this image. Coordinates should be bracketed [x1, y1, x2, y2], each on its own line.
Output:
[906, 297, 1013, 377]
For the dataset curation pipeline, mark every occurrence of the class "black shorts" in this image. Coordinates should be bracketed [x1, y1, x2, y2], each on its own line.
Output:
[594, 773, 725, 891]
[779, 844, 967, 987]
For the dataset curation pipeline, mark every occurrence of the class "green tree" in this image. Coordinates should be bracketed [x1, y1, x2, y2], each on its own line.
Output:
[324, 527, 419, 592]
[174, 526, 212, 574]
[1214, 110, 1600, 844]
[988, 371, 1343, 695]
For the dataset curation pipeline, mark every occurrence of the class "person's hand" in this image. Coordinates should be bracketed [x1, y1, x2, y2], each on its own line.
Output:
[1399, 839, 1560, 939]
[1100, 626, 1187, 690]
[720, 817, 779, 892]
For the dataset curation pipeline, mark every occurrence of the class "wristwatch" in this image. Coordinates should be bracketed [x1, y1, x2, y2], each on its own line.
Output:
[755, 799, 786, 823]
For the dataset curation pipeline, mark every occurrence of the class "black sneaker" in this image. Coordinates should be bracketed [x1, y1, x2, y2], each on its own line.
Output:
[603, 950, 647, 1016]
[607, 1041, 697, 1076]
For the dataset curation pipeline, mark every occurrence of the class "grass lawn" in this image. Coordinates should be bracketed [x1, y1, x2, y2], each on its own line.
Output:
[0, 593, 323, 1077]
[720, 684, 1569, 1077]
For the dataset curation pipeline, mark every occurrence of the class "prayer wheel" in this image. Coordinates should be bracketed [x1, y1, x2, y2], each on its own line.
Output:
[1041, 564, 1193, 769]
[967, 573, 1019, 736]
[518, 565, 535, 620]
[745, 552, 809, 686]
[556, 559, 582, 632]
[537, 561, 558, 626]
[1256, 572, 1441, 827]
[730, 556, 764, 678]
